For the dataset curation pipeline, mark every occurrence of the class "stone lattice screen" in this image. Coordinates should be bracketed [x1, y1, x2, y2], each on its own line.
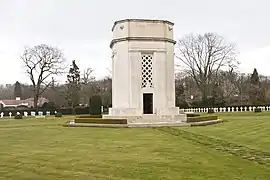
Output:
[141, 54, 153, 88]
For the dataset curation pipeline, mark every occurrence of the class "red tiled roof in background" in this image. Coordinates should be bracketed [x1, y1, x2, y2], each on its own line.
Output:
[0, 100, 27, 105]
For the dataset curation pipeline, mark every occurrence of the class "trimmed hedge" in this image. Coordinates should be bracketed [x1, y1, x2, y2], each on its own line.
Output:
[74, 118, 127, 124]
[14, 114, 23, 119]
[89, 95, 102, 115]
[76, 115, 102, 118]
[186, 113, 200, 117]
[208, 108, 215, 113]
[254, 108, 262, 113]
[187, 115, 218, 123]
[55, 112, 62, 117]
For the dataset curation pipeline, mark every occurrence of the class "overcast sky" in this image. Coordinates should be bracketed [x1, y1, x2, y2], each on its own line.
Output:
[0, 0, 270, 84]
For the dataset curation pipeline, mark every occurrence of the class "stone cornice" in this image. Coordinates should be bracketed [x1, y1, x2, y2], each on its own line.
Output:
[111, 19, 174, 32]
[110, 37, 176, 48]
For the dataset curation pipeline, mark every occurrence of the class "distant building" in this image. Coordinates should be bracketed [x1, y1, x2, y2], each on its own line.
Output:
[0, 97, 49, 108]
[0, 99, 28, 108]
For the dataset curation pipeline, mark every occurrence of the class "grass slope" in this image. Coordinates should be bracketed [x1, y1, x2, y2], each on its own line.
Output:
[0, 115, 270, 179]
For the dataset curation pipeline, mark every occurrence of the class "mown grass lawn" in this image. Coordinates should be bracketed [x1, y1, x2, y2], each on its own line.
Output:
[0, 113, 270, 180]
[183, 112, 270, 151]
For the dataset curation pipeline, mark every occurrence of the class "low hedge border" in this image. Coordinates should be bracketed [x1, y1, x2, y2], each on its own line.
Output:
[74, 118, 127, 124]
[76, 115, 102, 118]
[190, 120, 223, 126]
[14, 114, 23, 119]
[254, 107, 262, 113]
[187, 115, 218, 123]
[186, 113, 200, 117]
[55, 112, 62, 117]
[208, 108, 215, 113]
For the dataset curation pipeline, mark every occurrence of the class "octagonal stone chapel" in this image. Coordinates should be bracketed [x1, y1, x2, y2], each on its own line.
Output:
[104, 19, 186, 123]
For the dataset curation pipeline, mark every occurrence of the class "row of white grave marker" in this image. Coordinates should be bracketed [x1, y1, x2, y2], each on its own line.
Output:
[180, 106, 269, 113]
[0, 111, 57, 118]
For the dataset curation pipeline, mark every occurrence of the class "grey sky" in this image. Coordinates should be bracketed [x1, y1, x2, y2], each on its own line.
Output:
[0, 0, 270, 84]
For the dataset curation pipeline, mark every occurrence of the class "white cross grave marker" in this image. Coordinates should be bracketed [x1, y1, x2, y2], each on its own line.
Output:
[38, 111, 42, 116]
[31, 111, 35, 116]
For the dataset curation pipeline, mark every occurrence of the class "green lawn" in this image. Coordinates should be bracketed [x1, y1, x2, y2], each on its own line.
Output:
[0, 113, 270, 179]
[183, 112, 270, 151]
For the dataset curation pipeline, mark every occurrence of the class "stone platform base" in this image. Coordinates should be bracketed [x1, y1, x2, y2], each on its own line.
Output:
[102, 114, 187, 124]
[64, 119, 224, 128]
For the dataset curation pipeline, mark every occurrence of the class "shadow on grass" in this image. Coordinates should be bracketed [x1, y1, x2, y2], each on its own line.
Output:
[156, 127, 270, 167]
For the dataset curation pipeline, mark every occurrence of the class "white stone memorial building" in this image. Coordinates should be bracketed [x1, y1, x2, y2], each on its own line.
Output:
[104, 19, 186, 123]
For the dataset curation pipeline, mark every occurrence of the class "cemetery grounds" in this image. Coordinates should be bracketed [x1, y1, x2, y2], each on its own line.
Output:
[0, 111, 270, 180]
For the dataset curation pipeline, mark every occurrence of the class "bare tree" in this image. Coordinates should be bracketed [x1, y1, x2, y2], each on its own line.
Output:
[21, 44, 67, 110]
[213, 68, 238, 105]
[81, 68, 95, 84]
[175, 33, 238, 102]
[80, 68, 96, 105]
[97, 77, 112, 109]
[0, 84, 14, 100]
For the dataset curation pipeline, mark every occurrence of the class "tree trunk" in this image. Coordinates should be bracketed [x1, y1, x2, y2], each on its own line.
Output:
[34, 95, 39, 113]
[201, 95, 208, 107]
[71, 102, 76, 115]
